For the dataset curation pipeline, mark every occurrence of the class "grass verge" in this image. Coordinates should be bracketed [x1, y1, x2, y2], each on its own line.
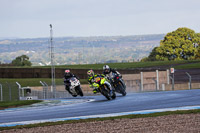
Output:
[0, 109, 200, 131]
[55, 60, 200, 69]
[174, 62, 200, 69]
[0, 100, 42, 110]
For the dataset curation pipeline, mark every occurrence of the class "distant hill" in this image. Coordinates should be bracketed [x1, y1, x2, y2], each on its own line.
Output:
[0, 34, 165, 66]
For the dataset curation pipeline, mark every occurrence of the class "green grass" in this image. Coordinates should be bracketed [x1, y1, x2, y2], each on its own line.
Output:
[174, 62, 200, 69]
[56, 60, 200, 69]
[0, 100, 42, 109]
[0, 109, 200, 131]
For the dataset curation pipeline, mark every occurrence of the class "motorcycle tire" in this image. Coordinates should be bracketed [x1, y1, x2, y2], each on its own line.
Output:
[72, 94, 77, 97]
[118, 82, 126, 96]
[75, 86, 84, 97]
[101, 87, 111, 100]
[78, 88, 84, 97]
[111, 92, 116, 99]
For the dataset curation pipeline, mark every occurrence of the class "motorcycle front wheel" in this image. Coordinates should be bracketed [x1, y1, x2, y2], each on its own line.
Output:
[111, 91, 116, 99]
[101, 86, 111, 100]
[72, 94, 77, 97]
[75, 86, 84, 97]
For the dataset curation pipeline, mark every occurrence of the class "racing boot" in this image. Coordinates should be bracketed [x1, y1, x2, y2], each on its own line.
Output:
[93, 88, 99, 94]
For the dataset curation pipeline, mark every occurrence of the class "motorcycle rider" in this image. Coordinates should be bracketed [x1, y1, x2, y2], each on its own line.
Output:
[87, 69, 113, 94]
[103, 65, 126, 89]
[64, 69, 80, 95]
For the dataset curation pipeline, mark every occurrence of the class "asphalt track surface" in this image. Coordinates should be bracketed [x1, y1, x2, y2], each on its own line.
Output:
[0, 89, 200, 125]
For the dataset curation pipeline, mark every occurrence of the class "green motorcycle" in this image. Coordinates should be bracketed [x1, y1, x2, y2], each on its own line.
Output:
[92, 75, 116, 100]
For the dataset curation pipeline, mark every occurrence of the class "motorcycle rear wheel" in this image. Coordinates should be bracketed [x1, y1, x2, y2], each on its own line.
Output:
[118, 82, 126, 96]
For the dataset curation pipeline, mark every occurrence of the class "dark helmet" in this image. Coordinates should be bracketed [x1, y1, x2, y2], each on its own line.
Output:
[103, 65, 110, 73]
[87, 69, 94, 77]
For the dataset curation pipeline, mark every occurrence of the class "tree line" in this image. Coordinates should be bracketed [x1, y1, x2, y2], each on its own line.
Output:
[0, 55, 32, 66]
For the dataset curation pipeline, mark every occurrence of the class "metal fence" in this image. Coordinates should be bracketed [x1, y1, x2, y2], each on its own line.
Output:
[0, 81, 72, 101]
[124, 69, 200, 92]
[0, 82, 19, 101]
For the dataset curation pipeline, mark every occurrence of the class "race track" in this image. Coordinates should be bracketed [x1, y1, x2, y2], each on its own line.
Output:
[0, 89, 200, 126]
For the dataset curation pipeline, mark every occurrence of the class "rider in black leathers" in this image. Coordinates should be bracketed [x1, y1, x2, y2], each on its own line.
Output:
[102, 65, 126, 89]
[63, 69, 80, 94]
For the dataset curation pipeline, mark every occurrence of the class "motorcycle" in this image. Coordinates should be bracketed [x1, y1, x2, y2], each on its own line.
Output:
[110, 73, 126, 96]
[92, 75, 116, 100]
[64, 77, 83, 97]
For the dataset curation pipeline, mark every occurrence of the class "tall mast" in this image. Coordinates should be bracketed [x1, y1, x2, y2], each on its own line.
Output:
[50, 24, 56, 98]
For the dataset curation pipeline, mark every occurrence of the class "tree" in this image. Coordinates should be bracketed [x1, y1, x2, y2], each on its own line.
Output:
[147, 47, 158, 61]
[141, 47, 158, 62]
[155, 27, 200, 61]
[11, 55, 32, 66]
[195, 33, 200, 59]
[196, 46, 200, 59]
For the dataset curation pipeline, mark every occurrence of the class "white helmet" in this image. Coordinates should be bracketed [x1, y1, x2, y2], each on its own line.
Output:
[103, 65, 110, 73]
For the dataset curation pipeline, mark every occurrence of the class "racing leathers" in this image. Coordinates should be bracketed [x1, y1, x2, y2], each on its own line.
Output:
[64, 73, 79, 94]
[88, 74, 113, 94]
[103, 68, 126, 89]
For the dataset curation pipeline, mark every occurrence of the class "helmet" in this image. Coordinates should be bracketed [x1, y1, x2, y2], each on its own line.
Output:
[65, 69, 70, 73]
[87, 69, 94, 77]
[103, 65, 110, 73]
[65, 69, 71, 76]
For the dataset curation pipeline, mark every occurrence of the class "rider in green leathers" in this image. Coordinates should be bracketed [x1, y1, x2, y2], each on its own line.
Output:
[87, 69, 113, 94]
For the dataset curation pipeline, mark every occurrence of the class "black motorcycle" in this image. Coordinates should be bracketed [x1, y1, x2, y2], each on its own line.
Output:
[110, 73, 126, 96]
[64, 77, 83, 97]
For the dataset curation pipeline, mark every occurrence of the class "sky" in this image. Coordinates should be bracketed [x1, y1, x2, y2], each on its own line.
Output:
[0, 0, 200, 38]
